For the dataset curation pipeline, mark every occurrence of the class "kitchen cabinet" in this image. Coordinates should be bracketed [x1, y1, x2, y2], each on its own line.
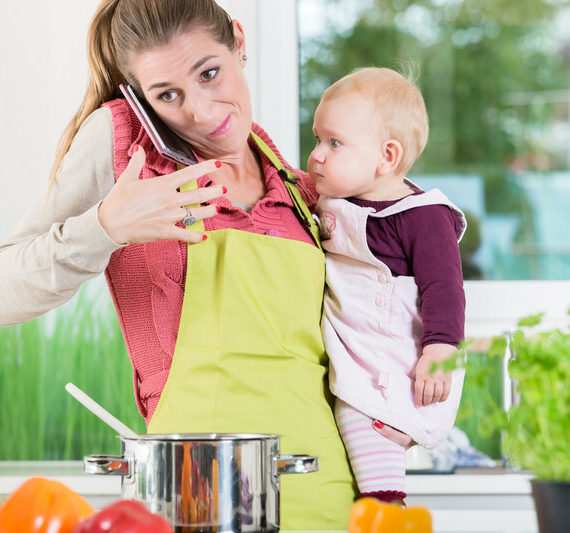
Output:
[0, 462, 537, 533]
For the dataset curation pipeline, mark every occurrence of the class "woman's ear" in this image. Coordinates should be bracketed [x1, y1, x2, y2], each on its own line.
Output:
[232, 20, 247, 63]
[377, 139, 403, 175]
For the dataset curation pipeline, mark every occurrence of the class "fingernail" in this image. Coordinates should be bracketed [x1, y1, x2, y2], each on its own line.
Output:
[202, 235, 208, 241]
[215, 160, 222, 168]
[133, 145, 139, 152]
[373, 420, 384, 430]
[222, 186, 228, 194]
[216, 205, 221, 212]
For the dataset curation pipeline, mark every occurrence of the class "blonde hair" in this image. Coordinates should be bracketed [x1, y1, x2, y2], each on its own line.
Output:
[322, 67, 429, 175]
[48, 0, 235, 188]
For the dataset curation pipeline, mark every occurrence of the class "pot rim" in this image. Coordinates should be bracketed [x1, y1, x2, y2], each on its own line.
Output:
[120, 432, 280, 442]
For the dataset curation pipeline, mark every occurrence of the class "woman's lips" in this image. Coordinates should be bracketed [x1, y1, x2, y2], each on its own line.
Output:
[208, 115, 232, 137]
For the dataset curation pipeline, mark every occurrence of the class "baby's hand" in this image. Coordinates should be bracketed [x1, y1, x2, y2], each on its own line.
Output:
[413, 343, 456, 408]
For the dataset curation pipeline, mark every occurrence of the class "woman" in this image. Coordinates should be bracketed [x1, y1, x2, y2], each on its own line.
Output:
[0, 0, 355, 528]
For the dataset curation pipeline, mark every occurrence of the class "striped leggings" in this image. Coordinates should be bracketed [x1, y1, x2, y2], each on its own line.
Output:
[335, 398, 406, 493]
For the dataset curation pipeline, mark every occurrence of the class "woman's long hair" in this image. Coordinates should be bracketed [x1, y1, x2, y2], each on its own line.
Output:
[48, 0, 235, 188]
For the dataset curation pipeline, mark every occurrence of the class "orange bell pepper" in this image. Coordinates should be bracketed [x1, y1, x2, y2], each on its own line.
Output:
[348, 497, 432, 533]
[0, 476, 94, 533]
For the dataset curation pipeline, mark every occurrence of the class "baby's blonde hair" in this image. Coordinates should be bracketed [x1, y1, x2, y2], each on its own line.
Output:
[322, 67, 429, 175]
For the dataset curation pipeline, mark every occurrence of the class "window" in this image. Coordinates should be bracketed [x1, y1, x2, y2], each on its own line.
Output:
[296, 0, 570, 457]
[298, 0, 570, 282]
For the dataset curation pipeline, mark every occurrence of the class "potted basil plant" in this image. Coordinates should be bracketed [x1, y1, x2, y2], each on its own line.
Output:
[445, 311, 569, 533]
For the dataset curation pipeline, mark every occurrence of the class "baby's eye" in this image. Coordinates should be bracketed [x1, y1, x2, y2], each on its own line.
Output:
[313, 136, 321, 146]
[201, 68, 219, 82]
[331, 139, 341, 148]
[159, 90, 178, 103]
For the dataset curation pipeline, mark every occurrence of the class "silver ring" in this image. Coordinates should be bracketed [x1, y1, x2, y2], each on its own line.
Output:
[182, 207, 196, 226]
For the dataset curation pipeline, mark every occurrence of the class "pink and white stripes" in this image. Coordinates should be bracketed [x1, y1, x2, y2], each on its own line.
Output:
[335, 398, 406, 493]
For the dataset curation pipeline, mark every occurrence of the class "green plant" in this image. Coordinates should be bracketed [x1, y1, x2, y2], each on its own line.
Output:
[446, 311, 570, 480]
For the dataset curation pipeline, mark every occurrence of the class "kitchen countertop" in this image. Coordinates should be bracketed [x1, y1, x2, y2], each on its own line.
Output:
[0, 462, 538, 533]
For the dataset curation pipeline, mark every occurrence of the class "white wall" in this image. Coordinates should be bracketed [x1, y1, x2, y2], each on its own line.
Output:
[0, 1, 101, 238]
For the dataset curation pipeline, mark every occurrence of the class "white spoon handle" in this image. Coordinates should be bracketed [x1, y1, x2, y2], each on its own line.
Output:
[65, 382, 138, 438]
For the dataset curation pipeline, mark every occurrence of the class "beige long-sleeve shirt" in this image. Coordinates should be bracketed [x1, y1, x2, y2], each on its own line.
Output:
[0, 108, 122, 326]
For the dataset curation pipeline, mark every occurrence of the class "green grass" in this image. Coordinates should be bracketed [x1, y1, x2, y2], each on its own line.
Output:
[0, 285, 145, 460]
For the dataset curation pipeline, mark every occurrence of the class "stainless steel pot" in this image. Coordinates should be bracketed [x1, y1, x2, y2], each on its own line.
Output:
[84, 433, 318, 532]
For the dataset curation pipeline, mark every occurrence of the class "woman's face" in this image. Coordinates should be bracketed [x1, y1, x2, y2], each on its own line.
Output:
[130, 21, 251, 160]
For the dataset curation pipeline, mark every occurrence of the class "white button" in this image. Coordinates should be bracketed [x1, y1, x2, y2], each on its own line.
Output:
[375, 296, 384, 306]
[378, 273, 388, 283]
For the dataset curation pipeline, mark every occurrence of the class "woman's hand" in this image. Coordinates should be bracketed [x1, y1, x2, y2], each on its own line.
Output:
[413, 343, 456, 408]
[372, 420, 414, 449]
[98, 146, 225, 244]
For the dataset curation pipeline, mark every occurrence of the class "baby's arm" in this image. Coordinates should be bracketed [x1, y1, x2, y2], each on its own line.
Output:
[414, 342, 457, 407]
[400, 204, 464, 408]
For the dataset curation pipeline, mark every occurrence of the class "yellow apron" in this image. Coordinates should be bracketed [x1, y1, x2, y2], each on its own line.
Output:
[148, 135, 356, 530]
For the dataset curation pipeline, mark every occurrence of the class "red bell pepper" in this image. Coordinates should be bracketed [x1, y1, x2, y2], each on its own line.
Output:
[73, 500, 172, 533]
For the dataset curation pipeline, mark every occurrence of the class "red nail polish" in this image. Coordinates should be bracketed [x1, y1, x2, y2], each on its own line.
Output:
[202, 234, 208, 241]
[216, 205, 221, 212]
[215, 160, 222, 168]
[133, 145, 139, 152]
[222, 186, 228, 194]
[373, 420, 384, 430]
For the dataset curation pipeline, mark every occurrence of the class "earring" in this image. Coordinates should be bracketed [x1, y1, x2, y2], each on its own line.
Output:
[242, 54, 248, 62]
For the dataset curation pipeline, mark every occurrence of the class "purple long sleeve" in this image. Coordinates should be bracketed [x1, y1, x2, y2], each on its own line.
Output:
[348, 194, 465, 347]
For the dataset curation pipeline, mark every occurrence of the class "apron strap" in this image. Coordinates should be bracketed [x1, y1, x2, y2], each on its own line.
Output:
[250, 131, 322, 250]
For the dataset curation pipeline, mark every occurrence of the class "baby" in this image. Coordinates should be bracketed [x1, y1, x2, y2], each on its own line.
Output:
[309, 67, 467, 505]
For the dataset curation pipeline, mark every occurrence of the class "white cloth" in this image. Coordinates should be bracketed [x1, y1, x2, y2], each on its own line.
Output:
[319, 183, 466, 449]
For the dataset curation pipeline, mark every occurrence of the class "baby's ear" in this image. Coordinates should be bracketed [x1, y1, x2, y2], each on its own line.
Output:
[378, 139, 403, 175]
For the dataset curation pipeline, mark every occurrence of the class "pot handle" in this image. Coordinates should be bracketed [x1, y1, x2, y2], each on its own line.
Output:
[273, 454, 319, 475]
[84, 454, 130, 476]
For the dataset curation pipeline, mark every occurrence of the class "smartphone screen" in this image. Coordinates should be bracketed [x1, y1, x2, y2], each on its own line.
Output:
[119, 84, 197, 166]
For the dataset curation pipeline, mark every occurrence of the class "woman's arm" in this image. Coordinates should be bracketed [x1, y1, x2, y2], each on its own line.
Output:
[0, 108, 121, 325]
[0, 106, 225, 326]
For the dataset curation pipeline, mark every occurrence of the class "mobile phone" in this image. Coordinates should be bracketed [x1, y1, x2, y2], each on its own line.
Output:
[119, 83, 197, 166]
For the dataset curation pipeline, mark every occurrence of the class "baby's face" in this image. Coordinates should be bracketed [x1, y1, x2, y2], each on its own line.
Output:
[308, 93, 384, 199]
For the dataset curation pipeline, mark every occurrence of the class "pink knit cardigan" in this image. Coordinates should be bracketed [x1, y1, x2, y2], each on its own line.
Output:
[102, 98, 318, 424]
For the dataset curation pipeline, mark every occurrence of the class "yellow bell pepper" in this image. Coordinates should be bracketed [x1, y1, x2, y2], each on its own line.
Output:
[348, 497, 432, 533]
[0, 476, 94, 533]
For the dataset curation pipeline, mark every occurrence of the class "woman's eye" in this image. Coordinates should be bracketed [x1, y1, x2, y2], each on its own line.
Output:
[159, 90, 178, 103]
[200, 68, 219, 82]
